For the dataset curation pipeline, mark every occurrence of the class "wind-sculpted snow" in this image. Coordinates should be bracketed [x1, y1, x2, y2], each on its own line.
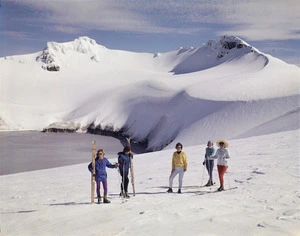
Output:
[127, 94, 299, 150]
[235, 107, 300, 138]
[122, 91, 231, 150]
[59, 82, 299, 150]
[169, 94, 300, 149]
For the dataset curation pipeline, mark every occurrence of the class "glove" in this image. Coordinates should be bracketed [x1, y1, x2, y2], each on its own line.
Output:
[202, 161, 205, 165]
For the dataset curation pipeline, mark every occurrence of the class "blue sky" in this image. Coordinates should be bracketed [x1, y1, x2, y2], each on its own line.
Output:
[1, 0, 299, 65]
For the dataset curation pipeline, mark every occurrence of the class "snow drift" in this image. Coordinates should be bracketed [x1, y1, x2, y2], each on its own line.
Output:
[1, 35, 299, 150]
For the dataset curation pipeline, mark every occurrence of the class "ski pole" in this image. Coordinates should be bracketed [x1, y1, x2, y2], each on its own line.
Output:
[122, 163, 125, 198]
[117, 168, 121, 193]
[117, 168, 125, 203]
[201, 163, 205, 187]
[226, 170, 231, 189]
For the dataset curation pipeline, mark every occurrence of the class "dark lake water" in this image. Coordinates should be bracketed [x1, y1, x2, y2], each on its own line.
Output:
[0, 131, 147, 175]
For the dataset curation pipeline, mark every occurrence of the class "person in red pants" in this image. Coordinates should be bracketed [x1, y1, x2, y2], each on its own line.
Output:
[209, 140, 230, 191]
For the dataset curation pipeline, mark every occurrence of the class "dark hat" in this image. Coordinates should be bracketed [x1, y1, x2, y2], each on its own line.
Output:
[123, 146, 131, 152]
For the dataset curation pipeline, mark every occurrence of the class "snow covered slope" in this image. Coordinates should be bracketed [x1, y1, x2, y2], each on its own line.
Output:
[1, 130, 299, 235]
[169, 35, 268, 74]
[1, 36, 299, 150]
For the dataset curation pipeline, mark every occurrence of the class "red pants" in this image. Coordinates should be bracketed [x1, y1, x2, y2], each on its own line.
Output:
[217, 165, 228, 186]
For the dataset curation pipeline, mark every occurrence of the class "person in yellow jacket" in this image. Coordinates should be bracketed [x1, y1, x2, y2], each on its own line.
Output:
[167, 142, 187, 194]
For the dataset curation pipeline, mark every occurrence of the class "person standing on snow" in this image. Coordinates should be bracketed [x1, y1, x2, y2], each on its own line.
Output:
[167, 142, 188, 194]
[203, 140, 216, 186]
[118, 146, 132, 198]
[88, 149, 118, 204]
[209, 140, 230, 191]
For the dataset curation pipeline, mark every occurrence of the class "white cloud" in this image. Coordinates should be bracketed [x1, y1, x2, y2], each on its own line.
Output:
[216, 0, 300, 41]
[14, 0, 164, 33]
[7, 0, 300, 40]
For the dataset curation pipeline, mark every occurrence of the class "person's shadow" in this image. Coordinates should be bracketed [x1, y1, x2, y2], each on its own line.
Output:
[48, 202, 91, 206]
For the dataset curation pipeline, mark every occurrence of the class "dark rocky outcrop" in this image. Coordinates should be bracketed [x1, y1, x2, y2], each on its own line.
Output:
[46, 65, 60, 71]
[42, 127, 77, 133]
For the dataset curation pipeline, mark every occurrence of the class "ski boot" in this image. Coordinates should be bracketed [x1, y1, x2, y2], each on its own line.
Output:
[218, 185, 224, 191]
[167, 188, 173, 193]
[178, 189, 182, 194]
[125, 192, 130, 198]
[103, 196, 111, 203]
[97, 196, 101, 204]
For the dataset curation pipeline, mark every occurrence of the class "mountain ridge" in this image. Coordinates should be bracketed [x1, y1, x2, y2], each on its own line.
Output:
[1, 35, 299, 151]
[3, 35, 271, 74]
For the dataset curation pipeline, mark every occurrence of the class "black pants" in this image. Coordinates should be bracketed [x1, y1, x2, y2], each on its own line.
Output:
[120, 171, 129, 192]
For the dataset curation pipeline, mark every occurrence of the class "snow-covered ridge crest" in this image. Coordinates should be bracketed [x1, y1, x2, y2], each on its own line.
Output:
[171, 35, 269, 74]
[206, 35, 256, 57]
[36, 36, 106, 71]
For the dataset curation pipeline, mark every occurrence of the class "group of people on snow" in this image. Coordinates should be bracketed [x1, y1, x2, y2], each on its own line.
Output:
[166, 139, 230, 194]
[88, 139, 230, 203]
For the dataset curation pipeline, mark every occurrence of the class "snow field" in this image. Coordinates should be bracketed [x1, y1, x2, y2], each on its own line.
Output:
[1, 130, 299, 235]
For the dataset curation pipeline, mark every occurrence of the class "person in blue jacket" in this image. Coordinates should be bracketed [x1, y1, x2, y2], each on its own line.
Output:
[118, 146, 132, 198]
[202, 140, 216, 186]
[88, 148, 118, 203]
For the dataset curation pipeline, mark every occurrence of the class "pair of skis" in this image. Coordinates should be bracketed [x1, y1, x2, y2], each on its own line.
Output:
[91, 141, 96, 204]
[126, 137, 136, 197]
[197, 186, 238, 195]
[90, 138, 135, 204]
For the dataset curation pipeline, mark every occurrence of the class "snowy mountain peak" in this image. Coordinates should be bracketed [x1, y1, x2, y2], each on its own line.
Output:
[36, 36, 106, 71]
[45, 36, 105, 54]
[205, 35, 259, 58]
[171, 35, 268, 74]
[206, 35, 250, 50]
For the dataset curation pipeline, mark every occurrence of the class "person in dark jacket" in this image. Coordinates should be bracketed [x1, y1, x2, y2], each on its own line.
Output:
[118, 146, 132, 198]
[202, 140, 216, 186]
[88, 148, 118, 203]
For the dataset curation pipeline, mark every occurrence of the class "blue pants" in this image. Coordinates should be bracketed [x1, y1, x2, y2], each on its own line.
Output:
[205, 160, 214, 182]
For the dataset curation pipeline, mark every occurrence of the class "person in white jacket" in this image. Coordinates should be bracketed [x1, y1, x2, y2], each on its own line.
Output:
[209, 140, 230, 191]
